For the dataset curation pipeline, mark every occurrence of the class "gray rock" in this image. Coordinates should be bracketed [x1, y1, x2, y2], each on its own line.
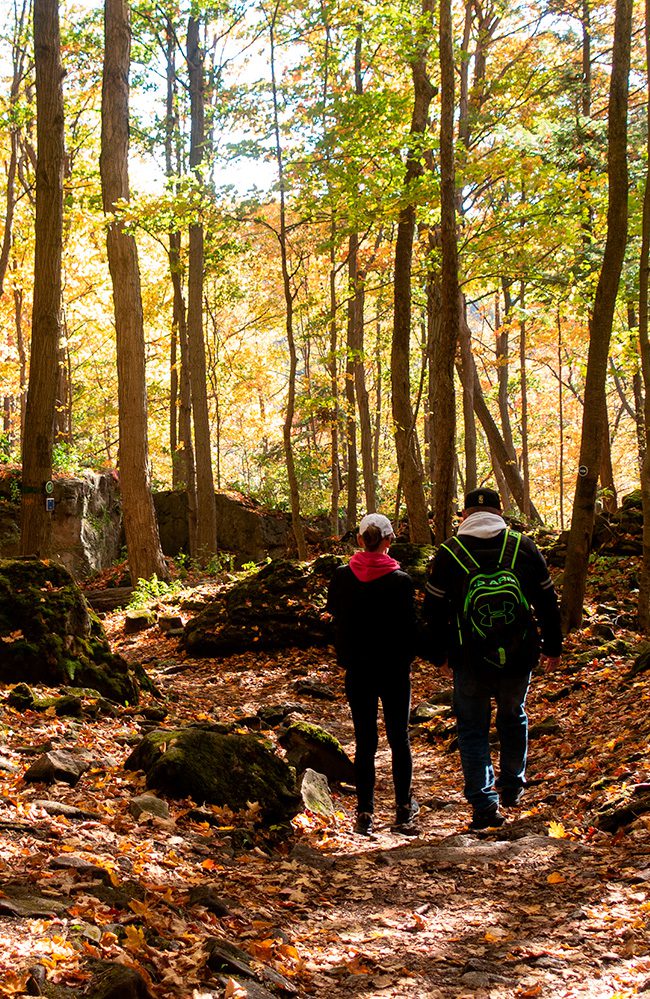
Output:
[125, 727, 301, 824]
[188, 885, 235, 915]
[50, 855, 110, 879]
[410, 701, 452, 723]
[293, 678, 336, 700]
[24, 749, 91, 787]
[32, 799, 102, 820]
[257, 702, 304, 726]
[129, 793, 170, 820]
[81, 962, 154, 998]
[0, 883, 68, 918]
[159, 614, 183, 633]
[300, 768, 335, 817]
[278, 721, 355, 785]
[124, 609, 156, 634]
[0, 470, 122, 578]
[0, 558, 152, 704]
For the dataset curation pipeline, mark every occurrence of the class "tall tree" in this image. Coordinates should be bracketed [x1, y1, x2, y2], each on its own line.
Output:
[392, 0, 435, 544]
[186, 14, 217, 557]
[637, 0, 650, 633]
[432, 0, 460, 543]
[20, 0, 64, 557]
[100, 0, 168, 582]
[561, 0, 632, 632]
[268, 0, 307, 559]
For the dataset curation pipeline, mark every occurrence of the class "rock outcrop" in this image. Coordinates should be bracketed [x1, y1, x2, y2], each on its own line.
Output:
[0, 558, 151, 704]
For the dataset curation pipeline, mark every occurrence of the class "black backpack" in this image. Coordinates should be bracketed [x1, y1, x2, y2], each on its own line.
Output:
[442, 529, 534, 669]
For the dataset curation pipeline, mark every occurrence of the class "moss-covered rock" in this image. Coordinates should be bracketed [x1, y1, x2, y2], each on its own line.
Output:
[183, 557, 343, 656]
[278, 720, 355, 784]
[125, 727, 302, 824]
[389, 542, 435, 588]
[182, 549, 433, 657]
[0, 558, 152, 704]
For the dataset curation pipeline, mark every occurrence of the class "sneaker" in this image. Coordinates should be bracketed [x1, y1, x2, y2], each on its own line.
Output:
[470, 806, 505, 830]
[391, 798, 420, 834]
[354, 812, 373, 836]
[501, 787, 524, 807]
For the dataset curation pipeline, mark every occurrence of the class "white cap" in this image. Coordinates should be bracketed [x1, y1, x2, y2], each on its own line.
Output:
[358, 513, 394, 538]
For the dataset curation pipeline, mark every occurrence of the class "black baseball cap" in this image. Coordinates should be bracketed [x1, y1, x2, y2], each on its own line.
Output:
[464, 487, 501, 511]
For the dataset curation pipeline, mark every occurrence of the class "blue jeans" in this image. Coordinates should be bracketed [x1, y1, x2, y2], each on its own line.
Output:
[453, 667, 531, 812]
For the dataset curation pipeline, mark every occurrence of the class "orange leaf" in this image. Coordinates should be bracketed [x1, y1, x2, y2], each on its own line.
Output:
[547, 872, 566, 885]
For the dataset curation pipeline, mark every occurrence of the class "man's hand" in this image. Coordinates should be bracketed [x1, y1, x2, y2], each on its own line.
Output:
[540, 654, 561, 672]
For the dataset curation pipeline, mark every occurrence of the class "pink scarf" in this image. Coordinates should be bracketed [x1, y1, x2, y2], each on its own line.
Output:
[349, 550, 400, 583]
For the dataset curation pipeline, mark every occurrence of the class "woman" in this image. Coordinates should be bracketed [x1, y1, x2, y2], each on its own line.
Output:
[327, 513, 419, 835]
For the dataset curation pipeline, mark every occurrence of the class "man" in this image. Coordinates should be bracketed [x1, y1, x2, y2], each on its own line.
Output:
[327, 513, 419, 836]
[423, 487, 562, 830]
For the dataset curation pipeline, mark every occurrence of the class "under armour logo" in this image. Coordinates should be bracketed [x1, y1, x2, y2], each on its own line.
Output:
[478, 601, 516, 628]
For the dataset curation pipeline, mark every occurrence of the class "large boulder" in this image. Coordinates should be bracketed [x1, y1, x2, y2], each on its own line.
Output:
[0, 558, 150, 704]
[153, 489, 294, 562]
[0, 470, 122, 577]
[183, 556, 341, 656]
[182, 548, 434, 658]
[278, 721, 355, 785]
[125, 727, 301, 824]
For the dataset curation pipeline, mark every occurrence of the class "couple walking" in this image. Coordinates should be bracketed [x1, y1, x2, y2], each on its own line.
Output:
[326, 487, 563, 836]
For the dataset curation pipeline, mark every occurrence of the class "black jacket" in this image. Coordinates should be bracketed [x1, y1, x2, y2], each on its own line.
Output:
[422, 529, 562, 673]
[326, 566, 417, 671]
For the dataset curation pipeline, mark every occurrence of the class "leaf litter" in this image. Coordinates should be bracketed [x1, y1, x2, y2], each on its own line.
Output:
[0, 559, 647, 996]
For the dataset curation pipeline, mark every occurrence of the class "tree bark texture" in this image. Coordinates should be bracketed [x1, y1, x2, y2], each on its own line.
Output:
[100, 0, 168, 582]
[187, 15, 217, 557]
[391, 0, 435, 544]
[458, 308, 543, 523]
[345, 233, 359, 527]
[269, 8, 307, 559]
[328, 237, 341, 535]
[432, 0, 460, 543]
[561, 0, 632, 633]
[637, 0, 650, 632]
[20, 0, 64, 557]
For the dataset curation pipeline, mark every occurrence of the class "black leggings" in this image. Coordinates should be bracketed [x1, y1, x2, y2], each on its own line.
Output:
[345, 667, 413, 814]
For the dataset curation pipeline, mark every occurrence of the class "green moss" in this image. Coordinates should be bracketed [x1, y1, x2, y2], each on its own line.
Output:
[0, 558, 144, 704]
[285, 720, 343, 751]
[126, 728, 300, 824]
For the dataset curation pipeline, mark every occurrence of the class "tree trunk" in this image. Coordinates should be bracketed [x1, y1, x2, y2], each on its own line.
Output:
[599, 406, 618, 512]
[162, 20, 196, 545]
[20, 0, 64, 557]
[425, 261, 441, 506]
[432, 0, 460, 543]
[562, 0, 632, 633]
[350, 34, 376, 516]
[345, 233, 359, 527]
[187, 15, 217, 558]
[327, 235, 341, 536]
[495, 291, 516, 460]
[392, 0, 435, 544]
[100, 0, 168, 582]
[269, 4, 307, 559]
[627, 303, 646, 473]
[15, 285, 26, 443]
[637, 0, 650, 633]
[519, 280, 531, 519]
[458, 306, 543, 523]
[557, 308, 565, 531]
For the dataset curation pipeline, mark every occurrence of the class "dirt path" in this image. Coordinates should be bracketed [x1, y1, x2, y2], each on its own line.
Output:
[0, 612, 648, 998]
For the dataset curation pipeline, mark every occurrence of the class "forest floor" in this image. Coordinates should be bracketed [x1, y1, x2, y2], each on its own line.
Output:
[0, 556, 649, 998]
